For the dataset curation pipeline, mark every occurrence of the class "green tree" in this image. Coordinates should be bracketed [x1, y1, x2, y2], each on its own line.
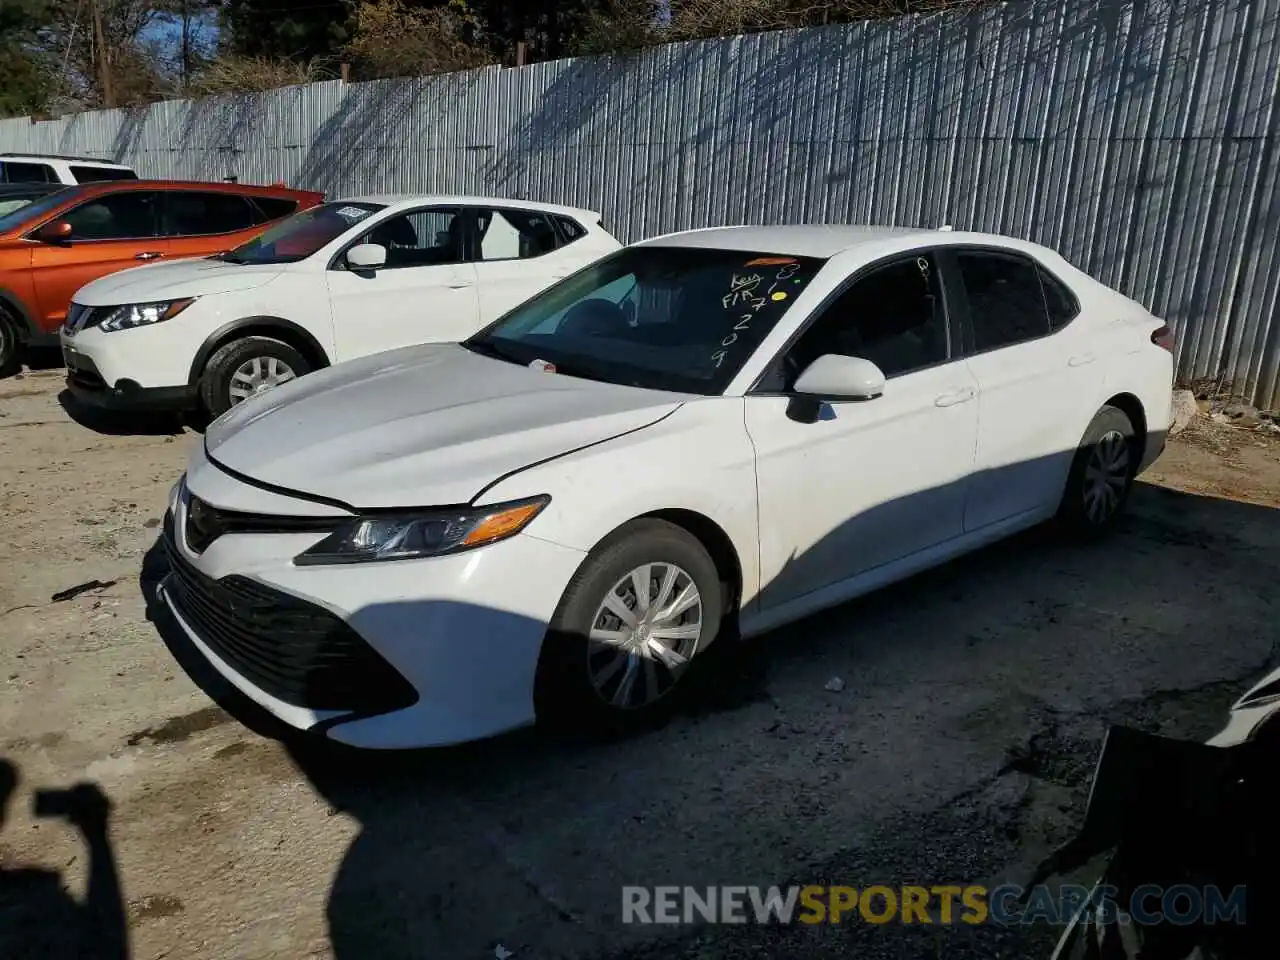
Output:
[0, 0, 55, 117]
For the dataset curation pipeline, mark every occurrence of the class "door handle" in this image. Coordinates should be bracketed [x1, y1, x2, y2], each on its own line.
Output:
[135, 251, 164, 261]
[934, 386, 976, 408]
[447, 283, 473, 290]
[1069, 353, 1097, 367]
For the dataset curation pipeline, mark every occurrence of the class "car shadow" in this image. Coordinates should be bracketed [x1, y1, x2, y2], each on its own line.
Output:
[56, 389, 190, 437]
[135, 434, 1280, 957]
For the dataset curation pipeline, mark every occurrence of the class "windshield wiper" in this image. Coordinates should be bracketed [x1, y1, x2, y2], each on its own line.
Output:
[463, 340, 524, 365]
[212, 252, 247, 264]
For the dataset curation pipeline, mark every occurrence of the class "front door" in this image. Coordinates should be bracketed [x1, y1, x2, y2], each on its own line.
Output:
[326, 206, 480, 361]
[29, 190, 169, 330]
[746, 252, 980, 611]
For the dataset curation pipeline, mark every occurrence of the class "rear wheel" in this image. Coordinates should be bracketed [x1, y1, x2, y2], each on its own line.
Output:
[1056, 405, 1138, 538]
[199, 336, 309, 419]
[534, 519, 724, 737]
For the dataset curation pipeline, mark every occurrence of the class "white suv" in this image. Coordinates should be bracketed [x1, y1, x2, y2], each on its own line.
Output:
[60, 195, 622, 417]
[0, 153, 138, 185]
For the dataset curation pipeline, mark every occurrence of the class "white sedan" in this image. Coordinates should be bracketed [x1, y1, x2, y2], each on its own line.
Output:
[157, 225, 1175, 749]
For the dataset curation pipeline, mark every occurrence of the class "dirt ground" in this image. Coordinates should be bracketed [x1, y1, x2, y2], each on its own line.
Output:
[1, 367, 1279, 960]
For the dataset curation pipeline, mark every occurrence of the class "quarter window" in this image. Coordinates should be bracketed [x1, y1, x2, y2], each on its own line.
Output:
[69, 165, 137, 183]
[249, 197, 299, 224]
[554, 216, 586, 245]
[163, 192, 255, 236]
[1039, 266, 1079, 330]
[357, 208, 464, 268]
[473, 208, 561, 260]
[783, 254, 949, 384]
[61, 192, 160, 240]
[955, 251, 1052, 352]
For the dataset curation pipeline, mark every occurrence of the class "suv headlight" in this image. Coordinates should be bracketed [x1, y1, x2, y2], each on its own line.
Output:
[97, 298, 195, 333]
[293, 496, 550, 566]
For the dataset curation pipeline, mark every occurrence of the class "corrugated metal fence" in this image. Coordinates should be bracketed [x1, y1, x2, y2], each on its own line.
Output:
[2, 0, 1278, 407]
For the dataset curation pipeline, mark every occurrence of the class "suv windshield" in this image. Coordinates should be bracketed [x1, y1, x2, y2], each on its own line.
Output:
[464, 246, 826, 394]
[217, 201, 384, 265]
[0, 188, 72, 233]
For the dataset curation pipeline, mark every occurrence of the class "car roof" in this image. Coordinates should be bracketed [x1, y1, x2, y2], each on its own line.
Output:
[633, 224, 1050, 260]
[338, 194, 601, 219]
[66, 179, 321, 198]
[0, 153, 131, 167]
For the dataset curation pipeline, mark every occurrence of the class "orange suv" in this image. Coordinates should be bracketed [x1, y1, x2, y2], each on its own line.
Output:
[0, 179, 323, 374]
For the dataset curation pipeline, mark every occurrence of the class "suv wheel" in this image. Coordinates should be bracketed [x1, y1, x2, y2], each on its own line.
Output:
[200, 336, 310, 419]
[0, 309, 21, 378]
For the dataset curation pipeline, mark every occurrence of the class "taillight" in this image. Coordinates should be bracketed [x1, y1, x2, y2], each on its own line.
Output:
[1151, 323, 1175, 352]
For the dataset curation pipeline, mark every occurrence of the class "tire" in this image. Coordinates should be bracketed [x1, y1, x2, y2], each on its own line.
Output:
[1055, 405, 1139, 539]
[0, 308, 21, 378]
[199, 336, 310, 419]
[534, 519, 725, 738]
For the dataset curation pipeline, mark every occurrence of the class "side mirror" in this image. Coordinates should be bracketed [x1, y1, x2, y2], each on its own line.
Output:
[34, 221, 73, 243]
[346, 243, 387, 270]
[792, 354, 886, 401]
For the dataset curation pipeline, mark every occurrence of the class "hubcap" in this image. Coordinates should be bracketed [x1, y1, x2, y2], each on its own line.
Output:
[228, 356, 296, 405]
[587, 562, 704, 710]
[1083, 429, 1131, 524]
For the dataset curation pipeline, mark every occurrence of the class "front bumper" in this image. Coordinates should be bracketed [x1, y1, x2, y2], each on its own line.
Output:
[60, 316, 198, 410]
[63, 347, 196, 411]
[159, 468, 587, 749]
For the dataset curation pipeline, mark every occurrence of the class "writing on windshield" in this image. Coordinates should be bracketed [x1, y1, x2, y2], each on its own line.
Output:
[466, 247, 826, 396]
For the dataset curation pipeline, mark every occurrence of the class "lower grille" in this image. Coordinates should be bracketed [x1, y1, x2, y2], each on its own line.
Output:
[161, 512, 418, 713]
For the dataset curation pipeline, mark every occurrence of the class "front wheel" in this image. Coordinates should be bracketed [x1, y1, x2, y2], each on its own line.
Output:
[534, 519, 724, 737]
[0, 309, 21, 378]
[1055, 405, 1138, 538]
[199, 336, 310, 419]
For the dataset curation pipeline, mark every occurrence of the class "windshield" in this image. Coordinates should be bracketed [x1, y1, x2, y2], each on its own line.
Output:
[218, 201, 384, 264]
[464, 246, 826, 394]
[0, 189, 71, 233]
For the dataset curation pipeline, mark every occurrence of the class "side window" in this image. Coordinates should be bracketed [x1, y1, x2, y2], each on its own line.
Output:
[784, 254, 949, 384]
[955, 251, 1051, 352]
[554, 216, 586, 246]
[163, 191, 255, 236]
[2, 161, 56, 183]
[1039, 266, 1079, 331]
[70, 165, 137, 183]
[358, 207, 464, 268]
[474, 208, 561, 261]
[249, 197, 299, 224]
[61, 192, 160, 240]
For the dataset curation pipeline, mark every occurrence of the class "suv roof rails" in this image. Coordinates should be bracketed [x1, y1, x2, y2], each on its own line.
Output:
[0, 152, 126, 164]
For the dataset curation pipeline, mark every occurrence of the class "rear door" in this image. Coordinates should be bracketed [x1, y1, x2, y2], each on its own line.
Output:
[29, 190, 170, 328]
[326, 205, 480, 360]
[160, 190, 258, 259]
[946, 247, 1102, 531]
[467, 206, 599, 321]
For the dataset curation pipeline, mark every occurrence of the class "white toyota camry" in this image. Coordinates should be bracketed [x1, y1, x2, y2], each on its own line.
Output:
[158, 224, 1176, 749]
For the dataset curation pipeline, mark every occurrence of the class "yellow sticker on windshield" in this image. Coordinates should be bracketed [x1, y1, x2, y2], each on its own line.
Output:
[772, 291, 788, 302]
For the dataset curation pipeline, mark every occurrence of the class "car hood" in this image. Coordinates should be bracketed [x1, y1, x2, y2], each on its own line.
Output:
[73, 257, 284, 305]
[204, 343, 686, 509]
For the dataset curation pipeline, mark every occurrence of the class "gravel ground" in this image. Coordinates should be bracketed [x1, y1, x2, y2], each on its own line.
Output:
[1, 367, 1278, 960]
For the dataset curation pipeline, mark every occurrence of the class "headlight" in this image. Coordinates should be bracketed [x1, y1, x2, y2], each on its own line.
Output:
[293, 496, 550, 566]
[97, 299, 195, 333]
